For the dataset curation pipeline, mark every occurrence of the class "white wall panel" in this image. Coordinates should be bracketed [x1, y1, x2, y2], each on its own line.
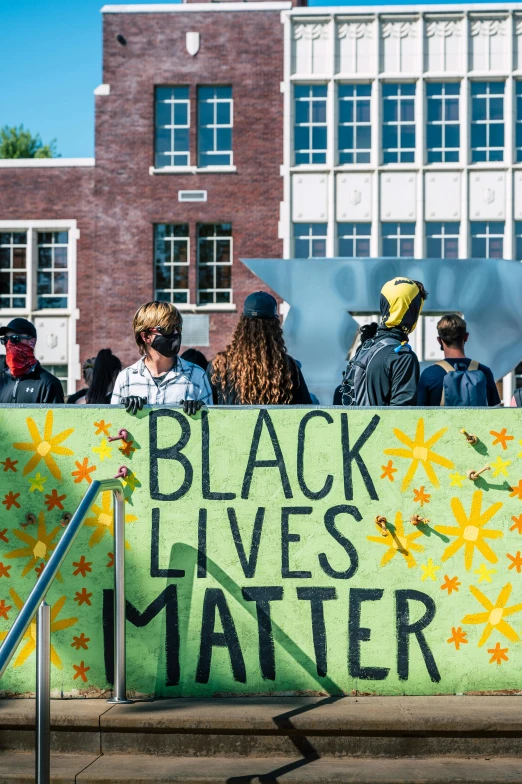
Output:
[336, 20, 374, 73]
[292, 173, 328, 221]
[470, 18, 508, 71]
[424, 18, 463, 72]
[469, 172, 506, 220]
[336, 173, 372, 221]
[514, 172, 522, 219]
[292, 22, 330, 74]
[425, 172, 461, 220]
[380, 19, 418, 73]
[380, 173, 416, 220]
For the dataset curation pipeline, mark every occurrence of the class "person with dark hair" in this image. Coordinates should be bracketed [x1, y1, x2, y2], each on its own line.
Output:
[208, 291, 312, 405]
[67, 356, 96, 404]
[180, 348, 208, 372]
[76, 349, 122, 404]
[418, 314, 499, 407]
[334, 277, 427, 406]
[0, 317, 64, 403]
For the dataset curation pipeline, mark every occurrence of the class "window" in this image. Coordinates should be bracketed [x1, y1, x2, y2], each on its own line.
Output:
[37, 232, 68, 309]
[0, 232, 27, 309]
[337, 223, 371, 257]
[294, 224, 327, 258]
[155, 87, 190, 168]
[198, 87, 233, 167]
[154, 224, 189, 305]
[382, 223, 415, 257]
[515, 222, 522, 259]
[470, 221, 504, 259]
[426, 222, 460, 259]
[197, 223, 232, 304]
[426, 83, 460, 163]
[338, 84, 371, 164]
[471, 82, 504, 163]
[294, 85, 327, 165]
[42, 365, 67, 395]
[516, 82, 522, 163]
[382, 83, 415, 164]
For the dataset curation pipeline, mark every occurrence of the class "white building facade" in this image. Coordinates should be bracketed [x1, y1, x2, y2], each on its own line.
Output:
[281, 3, 522, 394]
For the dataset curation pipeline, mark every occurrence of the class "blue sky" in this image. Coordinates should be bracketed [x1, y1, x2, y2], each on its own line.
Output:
[0, 0, 509, 157]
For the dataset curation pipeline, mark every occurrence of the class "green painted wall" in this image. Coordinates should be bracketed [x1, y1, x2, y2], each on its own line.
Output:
[0, 406, 521, 697]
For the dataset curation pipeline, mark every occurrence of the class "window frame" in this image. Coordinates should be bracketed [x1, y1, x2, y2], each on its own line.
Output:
[154, 223, 191, 306]
[381, 222, 416, 258]
[382, 82, 416, 164]
[470, 221, 505, 259]
[294, 84, 328, 165]
[425, 222, 460, 259]
[426, 82, 460, 164]
[293, 223, 328, 258]
[197, 86, 234, 169]
[197, 223, 233, 305]
[470, 81, 505, 164]
[36, 231, 69, 311]
[0, 231, 28, 310]
[338, 83, 372, 165]
[337, 222, 371, 257]
[154, 86, 191, 169]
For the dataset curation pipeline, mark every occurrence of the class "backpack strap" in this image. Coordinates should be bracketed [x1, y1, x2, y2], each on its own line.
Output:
[468, 359, 480, 371]
[436, 360, 455, 374]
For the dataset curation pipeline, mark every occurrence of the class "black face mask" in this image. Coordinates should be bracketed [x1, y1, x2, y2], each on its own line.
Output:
[151, 332, 181, 359]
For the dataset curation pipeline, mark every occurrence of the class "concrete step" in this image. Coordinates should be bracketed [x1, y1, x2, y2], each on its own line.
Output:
[2, 753, 521, 784]
[2, 696, 522, 759]
[0, 752, 98, 783]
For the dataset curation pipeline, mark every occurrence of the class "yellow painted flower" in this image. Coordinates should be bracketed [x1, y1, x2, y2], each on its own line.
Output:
[420, 558, 440, 582]
[84, 490, 137, 549]
[462, 583, 522, 647]
[384, 417, 454, 492]
[92, 439, 112, 462]
[449, 472, 466, 488]
[5, 512, 62, 581]
[367, 511, 424, 569]
[28, 472, 48, 493]
[0, 589, 77, 668]
[490, 455, 511, 478]
[13, 410, 73, 480]
[435, 490, 503, 571]
[475, 563, 497, 584]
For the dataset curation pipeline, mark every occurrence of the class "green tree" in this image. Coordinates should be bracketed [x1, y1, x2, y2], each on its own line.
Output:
[0, 125, 59, 159]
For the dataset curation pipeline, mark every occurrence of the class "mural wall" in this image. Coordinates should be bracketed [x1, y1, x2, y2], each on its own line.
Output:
[0, 406, 521, 697]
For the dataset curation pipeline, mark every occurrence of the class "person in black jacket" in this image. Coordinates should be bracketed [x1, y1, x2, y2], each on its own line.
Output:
[0, 318, 64, 404]
[207, 292, 312, 405]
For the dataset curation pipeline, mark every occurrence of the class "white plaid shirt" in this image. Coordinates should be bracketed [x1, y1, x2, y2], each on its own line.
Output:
[111, 357, 213, 406]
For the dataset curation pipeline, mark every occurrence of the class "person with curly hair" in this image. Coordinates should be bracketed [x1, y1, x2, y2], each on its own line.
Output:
[208, 292, 312, 405]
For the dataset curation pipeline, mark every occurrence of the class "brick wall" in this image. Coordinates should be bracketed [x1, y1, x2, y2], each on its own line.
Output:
[95, 8, 284, 366]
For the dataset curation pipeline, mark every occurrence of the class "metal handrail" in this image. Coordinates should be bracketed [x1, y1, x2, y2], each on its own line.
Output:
[0, 478, 132, 783]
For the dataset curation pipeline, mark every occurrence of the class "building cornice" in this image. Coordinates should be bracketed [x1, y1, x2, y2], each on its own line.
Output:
[102, 2, 291, 13]
[288, 2, 522, 14]
[0, 159, 95, 168]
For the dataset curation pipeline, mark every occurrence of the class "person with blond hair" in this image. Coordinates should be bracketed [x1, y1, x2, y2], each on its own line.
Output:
[208, 292, 312, 405]
[111, 301, 212, 415]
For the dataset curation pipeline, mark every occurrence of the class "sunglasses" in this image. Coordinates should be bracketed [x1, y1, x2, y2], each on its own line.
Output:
[0, 334, 33, 345]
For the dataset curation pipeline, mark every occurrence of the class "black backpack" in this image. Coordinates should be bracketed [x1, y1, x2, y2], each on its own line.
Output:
[339, 335, 404, 406]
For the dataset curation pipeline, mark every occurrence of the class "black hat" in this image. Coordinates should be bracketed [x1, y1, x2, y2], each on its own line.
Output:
[243, 292, 278, 319]
[0, 318, 37, 339]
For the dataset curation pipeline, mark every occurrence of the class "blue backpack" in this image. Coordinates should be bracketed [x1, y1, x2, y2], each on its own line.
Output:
[437, 360, 488, 407]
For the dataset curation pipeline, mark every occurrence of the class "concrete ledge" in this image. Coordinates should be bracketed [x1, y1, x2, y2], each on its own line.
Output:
[0, 699, 112, 729]
[0, 752, 99, 783]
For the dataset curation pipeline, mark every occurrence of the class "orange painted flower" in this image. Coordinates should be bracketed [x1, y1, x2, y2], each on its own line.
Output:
[0, 563, 11, 578]
[488, 642, 509, 665]
[71, 633, 90, 651]
[94, 420, 111, 437]
[120, 440, 136, 458]
[413, 486, 431, 506]
[35, 562, 45, 578]
[490, 429, 514, 450]
[13, 410, 74, 480]
[0, 599, 12, 619]
[73, 661, 90, 682]
[74, 588, 92, 607]
[72, 556, 92, 578]
[2, 492, 20, 511]
[1, 458, 18, 472]
[441, 575, 460, 595]
[507, 551, 522, 573]
[44, 489, 66, 512]
[509, 481, 522, 501]
[510, 515, 522, 535]
[0, 529, 8, 543]
[71, 458, 96, 485]
[107, 552, 114, 568]
[447, 627, 468, 650]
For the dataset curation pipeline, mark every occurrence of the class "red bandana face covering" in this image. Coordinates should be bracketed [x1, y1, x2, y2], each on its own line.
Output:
[5, 340, 37, 378]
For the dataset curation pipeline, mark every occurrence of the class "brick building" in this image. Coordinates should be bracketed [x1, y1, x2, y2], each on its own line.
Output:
[2, 1, 522, 399]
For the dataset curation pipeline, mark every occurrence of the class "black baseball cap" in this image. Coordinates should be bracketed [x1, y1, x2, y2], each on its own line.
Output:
[243, 292, 278, 319]
[0, 318, 37, 339]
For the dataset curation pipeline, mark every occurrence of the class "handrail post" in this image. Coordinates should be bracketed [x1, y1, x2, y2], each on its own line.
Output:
[35, 601, 50, 784]
[107, 487, 133, 704]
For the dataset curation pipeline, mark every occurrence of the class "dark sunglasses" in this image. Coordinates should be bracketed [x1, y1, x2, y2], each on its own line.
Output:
[0, 334, 33, 345]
